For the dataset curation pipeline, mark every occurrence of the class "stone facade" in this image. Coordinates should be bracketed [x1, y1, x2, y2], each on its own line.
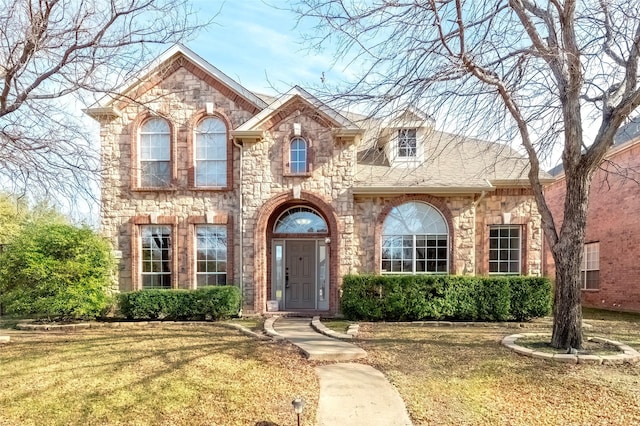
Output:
[91, 46, 546, 315]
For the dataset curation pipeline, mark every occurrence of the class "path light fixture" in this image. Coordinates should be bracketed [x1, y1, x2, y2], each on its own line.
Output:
[292, 397, 305, 426]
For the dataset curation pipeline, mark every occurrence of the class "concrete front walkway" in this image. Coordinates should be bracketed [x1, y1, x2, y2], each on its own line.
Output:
[272, 317, 366, 361]
[271, 317, 413, 426]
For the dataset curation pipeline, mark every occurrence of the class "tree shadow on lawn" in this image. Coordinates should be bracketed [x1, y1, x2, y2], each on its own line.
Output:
[0, 325, 310, 425]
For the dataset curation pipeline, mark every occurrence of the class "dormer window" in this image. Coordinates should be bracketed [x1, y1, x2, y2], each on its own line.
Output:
[398, 128, 417, 158]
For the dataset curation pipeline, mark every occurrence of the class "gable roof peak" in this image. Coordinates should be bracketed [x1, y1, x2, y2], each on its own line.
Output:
[86, 43, 267, 117]
[236, 85, 360, 131]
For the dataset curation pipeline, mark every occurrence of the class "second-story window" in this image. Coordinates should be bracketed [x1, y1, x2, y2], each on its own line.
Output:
[139, 118, 171, 187]
[290, 137, 308, 174]
[195, 117, 227, 187]
[398, 128, 417, 158]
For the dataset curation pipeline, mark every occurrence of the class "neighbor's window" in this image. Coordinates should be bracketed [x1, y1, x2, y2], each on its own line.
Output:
[398, 128, 417, 158]
[139, 118, 171, 187]
[381, 201, 448, 273]
[195, 117, 227, 187]
[195, 225, 227, 286]
[581, 242, 599, 290]
[141, 225, 172, 289]
[489, 226, 521, 274]
[290, 137, 308, 174]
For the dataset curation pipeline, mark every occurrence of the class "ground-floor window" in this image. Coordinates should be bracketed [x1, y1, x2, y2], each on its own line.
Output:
[381, 201, 449, 274]
[581, 242, 599, 290]
[141, 225, 172, 289]
[195, 225, 227, 286]
[489, 225, 521, 274]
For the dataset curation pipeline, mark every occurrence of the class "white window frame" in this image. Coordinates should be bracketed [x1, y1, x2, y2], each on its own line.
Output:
[140, 225, 172, 289]
[195, 225, 227, 287]
[581, 242, 600, 290]
[488, 225, 522, 275]
[381, 201, 449, 274]
[397, 128, 417, 158]
[290, 137, 308, 174]
[139, 118, 171, 188]
[195, 117, 227, 187]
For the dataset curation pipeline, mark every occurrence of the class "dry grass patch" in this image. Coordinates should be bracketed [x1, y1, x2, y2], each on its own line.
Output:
[358, 319, 640, 426]
[0, 323, 318, 426]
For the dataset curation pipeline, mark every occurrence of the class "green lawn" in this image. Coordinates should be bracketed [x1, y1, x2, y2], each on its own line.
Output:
[0, 322, 318, 426]
[357, 313, 640, 426]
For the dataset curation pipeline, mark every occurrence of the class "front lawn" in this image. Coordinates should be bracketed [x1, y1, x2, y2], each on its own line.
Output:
[0, 322, 318, 426]
[358, 314, 640, 425]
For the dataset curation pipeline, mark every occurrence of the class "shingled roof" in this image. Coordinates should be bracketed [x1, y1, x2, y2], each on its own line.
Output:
[353, 127, 552, 194]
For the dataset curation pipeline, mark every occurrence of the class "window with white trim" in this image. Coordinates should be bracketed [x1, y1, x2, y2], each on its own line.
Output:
[195, 225, 227, 287]
[141, 225, 172, 289]
[489, 226, 521, 274]
[139, 118, 171, 187]
[195, 117, 227, 187]
[397, 128, 417, 158]
[581, 242, 599, 290]
[290, 137, 308, 174]
[381, 202, 448, 273]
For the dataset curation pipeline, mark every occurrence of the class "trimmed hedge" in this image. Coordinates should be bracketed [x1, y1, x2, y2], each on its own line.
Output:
[118, 286, 241, 320]
[340, 275, 551, 322]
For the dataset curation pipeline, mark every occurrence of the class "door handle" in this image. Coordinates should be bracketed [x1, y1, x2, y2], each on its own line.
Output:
[285, 272, 289, 288]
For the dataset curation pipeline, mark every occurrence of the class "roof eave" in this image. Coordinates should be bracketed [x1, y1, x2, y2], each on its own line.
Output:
[352, 185, 495, 195]
[83, 106, 122, 120]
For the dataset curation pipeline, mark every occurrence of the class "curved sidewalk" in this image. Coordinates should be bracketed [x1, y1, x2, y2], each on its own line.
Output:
[272, 317, 366, 361]
[272, 317, 413, 426]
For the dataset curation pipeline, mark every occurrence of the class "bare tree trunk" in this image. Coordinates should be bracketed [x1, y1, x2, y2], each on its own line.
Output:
[550, 172, 590, 349]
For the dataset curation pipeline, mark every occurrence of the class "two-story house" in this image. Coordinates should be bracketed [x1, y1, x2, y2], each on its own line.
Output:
[87, 45, 550, 315]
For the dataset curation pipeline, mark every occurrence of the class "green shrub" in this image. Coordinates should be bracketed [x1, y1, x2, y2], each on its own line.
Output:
[118, 286, 241, 320]
[340, 274, 551, 322]
[0, 223, 115, 320]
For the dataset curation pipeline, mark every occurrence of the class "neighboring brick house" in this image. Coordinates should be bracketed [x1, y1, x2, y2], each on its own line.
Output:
[87, 45, 550, 315]
[544, 118, 640, 313]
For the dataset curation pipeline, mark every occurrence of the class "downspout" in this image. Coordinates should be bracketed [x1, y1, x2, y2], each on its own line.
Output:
[472, 190, 488, 276]
[233, 138, 244, 315]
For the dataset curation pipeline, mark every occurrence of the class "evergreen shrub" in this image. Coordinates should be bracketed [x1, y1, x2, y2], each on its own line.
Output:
[118, 286, 241, 320]
[340, 274, 551, 321]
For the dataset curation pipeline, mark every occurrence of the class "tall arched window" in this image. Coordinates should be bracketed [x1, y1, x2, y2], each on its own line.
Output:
[381, 201, 448, 273]
[290, 137, 308, 174]
[139, 118, 170, 187]
[195, 117, 227, 187]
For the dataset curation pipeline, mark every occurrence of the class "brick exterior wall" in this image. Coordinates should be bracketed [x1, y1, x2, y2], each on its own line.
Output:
[544, 139, 640, 312]
[97, 51, 546, 315]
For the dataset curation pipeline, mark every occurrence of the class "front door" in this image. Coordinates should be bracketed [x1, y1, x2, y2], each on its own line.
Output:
[285, 240, 316, 309]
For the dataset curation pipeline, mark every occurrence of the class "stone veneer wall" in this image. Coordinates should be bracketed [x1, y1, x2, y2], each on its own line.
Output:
[475, 188, 543, 276]
[99, 63, 256, 292]
[240, 105, 358, 313]
[354, 189, 543, 276]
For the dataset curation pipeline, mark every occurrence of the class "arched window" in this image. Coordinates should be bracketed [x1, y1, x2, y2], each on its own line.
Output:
[290, 137, 308, 174]
[381, 201, 448, 273]
[139, 118, 170, 187]
[274, 207, 327, 233]
[195, 117, 227, 187]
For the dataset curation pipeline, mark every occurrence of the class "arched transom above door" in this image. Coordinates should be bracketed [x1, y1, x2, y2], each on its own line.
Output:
[273, 206, 328, 234]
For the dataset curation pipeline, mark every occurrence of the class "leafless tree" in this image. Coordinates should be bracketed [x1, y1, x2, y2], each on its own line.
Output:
[0, 0, 209, 211]
[293, 0, 640, 349]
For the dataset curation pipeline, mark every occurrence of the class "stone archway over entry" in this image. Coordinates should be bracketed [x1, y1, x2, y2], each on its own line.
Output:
[253, 191, 340, 314]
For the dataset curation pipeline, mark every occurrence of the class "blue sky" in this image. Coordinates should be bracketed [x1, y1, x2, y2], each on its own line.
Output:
[187, 1, 339, 95]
